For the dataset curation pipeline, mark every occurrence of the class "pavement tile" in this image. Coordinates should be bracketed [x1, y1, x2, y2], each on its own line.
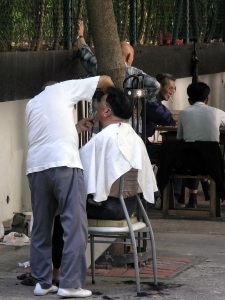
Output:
[88, 255, 196, 278]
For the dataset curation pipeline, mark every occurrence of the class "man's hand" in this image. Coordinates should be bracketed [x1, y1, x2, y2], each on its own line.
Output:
[76, 117, 95, 134]
[77, 19, 84, 36]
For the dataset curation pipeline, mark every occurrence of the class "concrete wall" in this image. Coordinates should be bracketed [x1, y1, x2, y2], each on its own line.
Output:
[0, 99, 30, 223]
[1, 72, 225, 223]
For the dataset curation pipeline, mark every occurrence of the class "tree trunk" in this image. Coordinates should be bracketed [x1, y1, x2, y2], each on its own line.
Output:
[85, 0, 125, 89]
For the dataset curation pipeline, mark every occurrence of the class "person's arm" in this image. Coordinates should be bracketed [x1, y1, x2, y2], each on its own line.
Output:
[77, 20, 98, 75]
[219, 109, 225, 127]
[97, 75, 114, 93]
[125, 66, 160, 102]
[76, 117, 95, 134]
[176, 113, 183, 139]
[146, 101, 176, 126]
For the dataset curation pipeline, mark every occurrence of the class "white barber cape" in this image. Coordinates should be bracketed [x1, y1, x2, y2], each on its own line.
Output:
[79, 123, 158, 203]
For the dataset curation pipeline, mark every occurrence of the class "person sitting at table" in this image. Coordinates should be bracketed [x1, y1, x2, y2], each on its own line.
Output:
[145, 73, 182, 208]
[177, 81, 225, 208]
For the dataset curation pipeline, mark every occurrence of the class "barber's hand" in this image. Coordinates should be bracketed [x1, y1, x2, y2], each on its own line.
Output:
[77, 19, 84, 36]
[76, 117, 95, 134]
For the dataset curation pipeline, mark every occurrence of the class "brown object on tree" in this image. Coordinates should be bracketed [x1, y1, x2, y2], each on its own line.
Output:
[85, 0, 125, 89]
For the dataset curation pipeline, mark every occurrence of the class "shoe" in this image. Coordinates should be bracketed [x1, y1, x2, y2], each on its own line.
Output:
[17, 272, 31, 280]
[174, 198, 185, 208]
[186, 203, 197, 209]
[33, 283, 58, 296]
[57, 287, 92, 298]
[155, 197, 162, 210]
[21, 276, 35, 286]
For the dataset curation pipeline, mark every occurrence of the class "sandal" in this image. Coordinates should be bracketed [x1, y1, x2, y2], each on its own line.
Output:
[21, 276, 35, 286]
[17, 272, 31, 280]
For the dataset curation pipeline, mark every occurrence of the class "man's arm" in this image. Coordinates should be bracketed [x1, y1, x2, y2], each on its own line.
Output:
[176, 113, 183, 139]
[125, 66, 160, 102]
[77, 20, 98, 75]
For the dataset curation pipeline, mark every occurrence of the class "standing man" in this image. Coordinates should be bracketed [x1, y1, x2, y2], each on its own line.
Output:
[26, 75, 114, 297]
[177, 81, 225, 207]
[76, 20, 160, 102]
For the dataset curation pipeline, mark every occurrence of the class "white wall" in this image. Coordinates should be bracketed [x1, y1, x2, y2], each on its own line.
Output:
[1, 72, 225, 223]
[0, 99, 30, 223]
[166, 72, 225, 111]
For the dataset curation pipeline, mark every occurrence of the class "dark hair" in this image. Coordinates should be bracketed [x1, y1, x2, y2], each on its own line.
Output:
[105, 87, 133, 119]
[187, 82, 210, 103]
[156, 73, 176, 86]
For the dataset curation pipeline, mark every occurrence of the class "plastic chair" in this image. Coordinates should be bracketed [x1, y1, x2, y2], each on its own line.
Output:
[88, 175, 157, 296]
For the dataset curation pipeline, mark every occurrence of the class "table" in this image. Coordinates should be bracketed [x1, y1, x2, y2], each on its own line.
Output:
[155, 126, 225, 145]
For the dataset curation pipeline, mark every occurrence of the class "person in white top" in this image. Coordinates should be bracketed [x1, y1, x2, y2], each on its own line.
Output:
[79, 87, 158, 219]
[25, 75, 114, 298]
[177, 81, 225, 207]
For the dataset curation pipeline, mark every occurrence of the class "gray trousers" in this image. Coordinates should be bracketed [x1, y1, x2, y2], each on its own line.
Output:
[28, 167, 88, 289]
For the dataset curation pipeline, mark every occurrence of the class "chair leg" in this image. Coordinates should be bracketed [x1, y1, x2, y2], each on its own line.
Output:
[119, 196, 141, 295]
[209, 179, 216, 220]
[136, 196, 158, 286]
[90, 235, 96, 284]
[163, 181, 170, 218]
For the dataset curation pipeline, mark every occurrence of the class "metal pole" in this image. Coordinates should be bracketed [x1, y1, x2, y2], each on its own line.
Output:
[63, 0, 72, 50]
[183, 0, 189, 44]
[172, 0, 183, 45]
[130, 0, 137, 47]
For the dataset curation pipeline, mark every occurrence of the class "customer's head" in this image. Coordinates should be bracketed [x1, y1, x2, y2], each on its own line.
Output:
[187, 82, 210, 104]
[156, 73, 176, 101]
[120, 41, 134, 66]
[96, 87, 133, 126]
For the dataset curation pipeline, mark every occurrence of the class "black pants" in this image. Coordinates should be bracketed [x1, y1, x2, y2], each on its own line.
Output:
[86, 196, 137, 220]
[51, 196, 137, 270]
[52, 215, 64, 270]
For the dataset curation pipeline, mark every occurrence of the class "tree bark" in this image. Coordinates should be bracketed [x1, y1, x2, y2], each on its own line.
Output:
[85, 0, 125, 89]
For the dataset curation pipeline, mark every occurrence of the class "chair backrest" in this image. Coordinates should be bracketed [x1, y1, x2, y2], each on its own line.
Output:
[109, 168, 139, 199]
[156, 140, 225, 199]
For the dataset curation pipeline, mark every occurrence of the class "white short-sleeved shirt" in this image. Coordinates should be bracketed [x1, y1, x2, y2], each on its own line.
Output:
[177, 102, 225, 142]
[26, 76, 100, 175]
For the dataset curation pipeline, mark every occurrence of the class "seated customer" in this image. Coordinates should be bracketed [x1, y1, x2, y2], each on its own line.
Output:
[79, 87, 158, 219]
[177, 81, 225, 207]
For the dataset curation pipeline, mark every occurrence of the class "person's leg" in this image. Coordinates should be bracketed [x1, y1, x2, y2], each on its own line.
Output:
[185, 178, 199, 208]
[87, 196, 137, 220]
[173, 178, 182, 202]
[201, 178, 210, 201]
[52, 215, 64, 284]
[54, 167, 88, 289]
[28, 171, 58, 289]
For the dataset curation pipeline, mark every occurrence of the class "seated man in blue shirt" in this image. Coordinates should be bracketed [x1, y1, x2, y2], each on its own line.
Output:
[145, 73, 177, 160]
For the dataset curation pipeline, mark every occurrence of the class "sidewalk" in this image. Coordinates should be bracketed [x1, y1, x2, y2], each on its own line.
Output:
[0, 198, 225, 300]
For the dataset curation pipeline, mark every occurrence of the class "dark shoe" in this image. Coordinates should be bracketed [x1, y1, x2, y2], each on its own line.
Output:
[186, 202, 197, 209]
[17, 273, 31, 280]
[21, 276, 35, 286]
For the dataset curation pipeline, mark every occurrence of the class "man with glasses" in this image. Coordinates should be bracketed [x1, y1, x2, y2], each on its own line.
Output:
[145, 73, 182, 209]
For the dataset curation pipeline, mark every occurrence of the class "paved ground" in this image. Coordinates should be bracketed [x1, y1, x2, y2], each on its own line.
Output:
[0, 196, 225, 300]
